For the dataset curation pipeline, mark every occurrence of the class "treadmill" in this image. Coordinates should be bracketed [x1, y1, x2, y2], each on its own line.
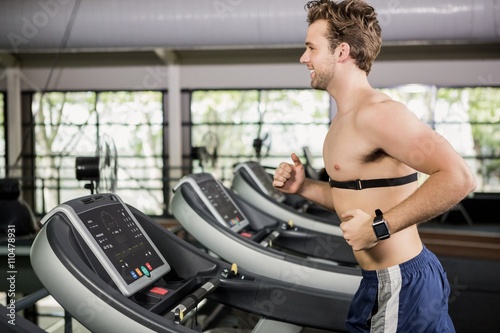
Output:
[30, 193, 355, 332]
[171, 173, 360, 296]
[233, 161, 341, 234]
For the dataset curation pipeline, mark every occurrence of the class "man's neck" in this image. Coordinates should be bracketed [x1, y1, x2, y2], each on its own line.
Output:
[328, 71, 373, 115]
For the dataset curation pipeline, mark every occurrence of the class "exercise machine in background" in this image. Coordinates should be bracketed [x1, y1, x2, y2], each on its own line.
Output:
[232, 161, 340, 234]
[171, 173, 360, 306]
[29, 193, 357, 332]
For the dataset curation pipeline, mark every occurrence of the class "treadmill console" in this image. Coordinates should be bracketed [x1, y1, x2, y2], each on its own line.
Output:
[174, 173, 250, 233]
[234, 161, 286, 202]
[40, 194, 171, 296]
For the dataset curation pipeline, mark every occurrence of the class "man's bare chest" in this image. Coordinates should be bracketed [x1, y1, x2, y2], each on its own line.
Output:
[322, 121, 385, 181]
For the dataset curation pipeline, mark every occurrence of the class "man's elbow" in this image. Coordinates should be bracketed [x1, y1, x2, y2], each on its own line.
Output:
[460, 168, 477, 196]
[467, 175, 477, 194]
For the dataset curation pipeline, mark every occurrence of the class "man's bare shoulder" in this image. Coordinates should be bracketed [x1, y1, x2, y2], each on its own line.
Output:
[355, 93, 417, 128]
[364, 90, 407, 112]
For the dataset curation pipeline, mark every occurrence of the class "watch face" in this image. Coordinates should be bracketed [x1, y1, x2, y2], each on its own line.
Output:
[373, 221, 389, 238]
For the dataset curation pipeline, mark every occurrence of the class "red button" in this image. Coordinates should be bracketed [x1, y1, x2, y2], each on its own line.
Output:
[240, 232, 252, 238]
[150, 287, 168, 295]
[145, 262, 153, 270]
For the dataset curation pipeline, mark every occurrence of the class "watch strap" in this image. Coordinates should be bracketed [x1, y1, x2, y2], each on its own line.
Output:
[373, 209, 390, 240]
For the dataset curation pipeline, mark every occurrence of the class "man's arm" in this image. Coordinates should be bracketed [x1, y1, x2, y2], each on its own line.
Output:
[341, 101, 476, 250]
[273, 153, 336, 211]
[370, 102, 476, 231]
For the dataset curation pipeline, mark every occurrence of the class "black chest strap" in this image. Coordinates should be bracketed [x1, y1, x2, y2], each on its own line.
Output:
[328, 173, 418, 190]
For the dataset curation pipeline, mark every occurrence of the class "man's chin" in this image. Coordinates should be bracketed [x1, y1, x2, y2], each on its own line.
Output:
[310, 82, 326, 91]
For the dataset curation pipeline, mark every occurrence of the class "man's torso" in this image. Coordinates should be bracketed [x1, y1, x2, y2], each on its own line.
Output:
[322, 93, 423, 269]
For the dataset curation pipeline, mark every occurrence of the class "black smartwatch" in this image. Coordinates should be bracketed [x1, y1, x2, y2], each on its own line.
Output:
[372, 209, 390, 240]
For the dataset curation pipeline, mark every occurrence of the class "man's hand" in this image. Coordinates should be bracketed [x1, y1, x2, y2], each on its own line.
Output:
[340, 209, 378, 251]
[272, 153, 306, 194]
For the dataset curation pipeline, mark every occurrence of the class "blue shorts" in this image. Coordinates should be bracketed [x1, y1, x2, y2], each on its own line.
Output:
[346, 246, 455, 333]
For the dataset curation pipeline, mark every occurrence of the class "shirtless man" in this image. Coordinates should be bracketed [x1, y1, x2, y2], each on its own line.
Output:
[272, 1, 476, 332]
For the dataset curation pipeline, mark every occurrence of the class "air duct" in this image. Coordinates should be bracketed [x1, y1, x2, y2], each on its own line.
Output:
[0, 0, 499, 52]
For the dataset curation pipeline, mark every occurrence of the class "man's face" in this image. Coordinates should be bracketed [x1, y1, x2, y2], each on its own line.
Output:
[300, 20, 337, 91]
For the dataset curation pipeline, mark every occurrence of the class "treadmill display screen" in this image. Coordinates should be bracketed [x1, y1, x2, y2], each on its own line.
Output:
[246, 162, 285, 202]
[78, 202, 169, 286]
[198, 178, 247, 232]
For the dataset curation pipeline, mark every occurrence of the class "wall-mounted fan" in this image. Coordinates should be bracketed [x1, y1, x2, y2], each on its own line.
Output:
[75, 134, 118, 194]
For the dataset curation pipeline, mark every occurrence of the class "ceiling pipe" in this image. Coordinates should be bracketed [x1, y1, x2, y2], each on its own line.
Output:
[0, 0, 499, 52]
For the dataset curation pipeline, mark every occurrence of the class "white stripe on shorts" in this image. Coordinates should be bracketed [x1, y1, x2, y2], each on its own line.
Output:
[371, 265, 402, 333]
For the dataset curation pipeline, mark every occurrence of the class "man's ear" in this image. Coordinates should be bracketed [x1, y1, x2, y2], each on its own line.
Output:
[337, 42, 351, 62]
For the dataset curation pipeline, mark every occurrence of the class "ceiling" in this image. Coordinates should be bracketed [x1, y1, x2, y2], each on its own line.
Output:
[0, 0, 499, 67]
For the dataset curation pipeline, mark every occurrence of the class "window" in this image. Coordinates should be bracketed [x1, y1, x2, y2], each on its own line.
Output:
[32, 91, 164, 215]
[18, 84, 498, 218]
[191, 86, 500, 193]
[382, 85, 500, 192]
[436, 87, 500, 192]
[191, 89, 331, 183]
